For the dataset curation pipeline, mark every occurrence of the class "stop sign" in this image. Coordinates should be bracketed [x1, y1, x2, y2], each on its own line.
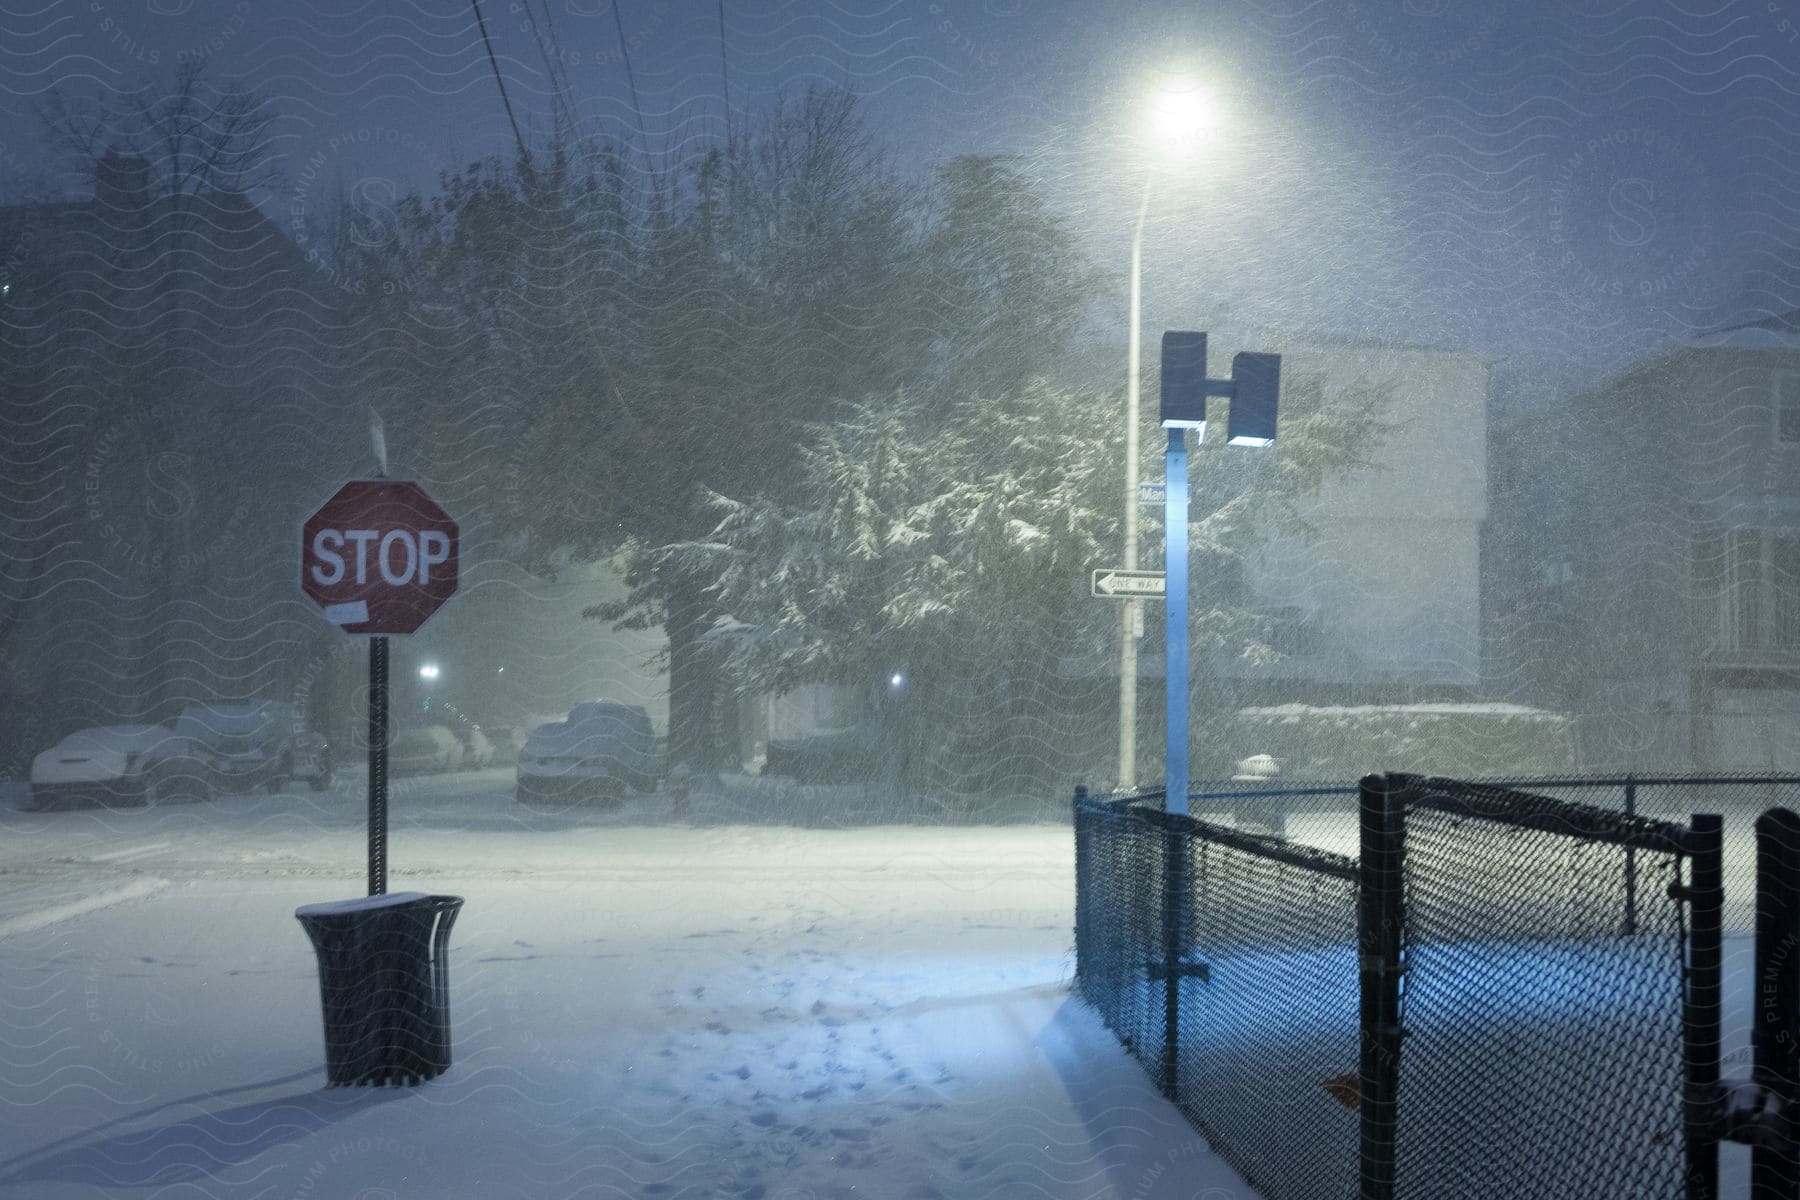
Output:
[301, 480, 459, 635]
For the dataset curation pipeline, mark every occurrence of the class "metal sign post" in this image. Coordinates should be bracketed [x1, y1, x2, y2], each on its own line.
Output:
[1157, 331, 1281, 818]
[368, 636, 388, 895]
[1164, 426, 1190, 813]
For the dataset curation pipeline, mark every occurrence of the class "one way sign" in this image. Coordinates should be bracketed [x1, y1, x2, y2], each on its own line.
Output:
[1091, 569, 1166, 598]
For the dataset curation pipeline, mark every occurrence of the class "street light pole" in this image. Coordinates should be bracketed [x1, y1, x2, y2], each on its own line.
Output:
[1118, 180, 1152, 792]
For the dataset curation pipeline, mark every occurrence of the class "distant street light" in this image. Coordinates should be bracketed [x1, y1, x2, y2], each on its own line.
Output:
[1119, 78, 1222, 793]
[419, 663, 440, 682]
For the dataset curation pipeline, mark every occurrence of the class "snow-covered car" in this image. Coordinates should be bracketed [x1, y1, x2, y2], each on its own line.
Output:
[456, 726, 496, 770]
[28, 724, 212, 810]
[763, 721, 880, 784]
[388, 725, 463, 776]
[508, 713, 566, 756]
[515, 702, 661, 804]
[173, 700, 332, 793]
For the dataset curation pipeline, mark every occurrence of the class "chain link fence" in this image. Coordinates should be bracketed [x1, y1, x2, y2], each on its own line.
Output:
[1073, 791, 1168, 1063]
[1383, 776, 1694, 1199]
[1491, 776, 1800, 934]
[1071, 774, 1785, 1199]
[1075, 788, 1359, 1200]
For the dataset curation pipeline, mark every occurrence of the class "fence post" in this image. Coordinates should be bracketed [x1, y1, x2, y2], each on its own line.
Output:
[1073, 785, 1089, 992]
[1624, 775, 1639, 936]
[1359, 773, 1405, 1200]
[1159, 812, 1186, 1100]
[1687, 813, 1724, 1200]
[1753, 807, 1800, 1200]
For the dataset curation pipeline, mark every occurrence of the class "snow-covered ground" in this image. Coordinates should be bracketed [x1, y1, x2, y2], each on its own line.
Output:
[0, 770, 1772, 1198]
[0, 771, 1254, 1199]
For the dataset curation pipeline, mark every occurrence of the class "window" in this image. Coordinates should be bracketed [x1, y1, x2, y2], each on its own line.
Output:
[1720, 529, 1800, 654]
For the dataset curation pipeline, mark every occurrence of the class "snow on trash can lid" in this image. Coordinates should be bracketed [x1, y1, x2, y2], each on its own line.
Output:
[295, 892, 431, 918]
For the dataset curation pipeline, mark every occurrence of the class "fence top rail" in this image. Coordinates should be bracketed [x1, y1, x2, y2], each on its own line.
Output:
[1390, 773, 1699, 857]
[1075, 793, 1358, 882]
[1187, 785, 1360, 801]
[1082, 775, 1800, 804]
[1490, 774, 1800, 790]
[1077, 784, 1359, 806]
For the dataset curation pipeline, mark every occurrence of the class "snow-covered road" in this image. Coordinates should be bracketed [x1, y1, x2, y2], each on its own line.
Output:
[0, 773, 1253, 1198]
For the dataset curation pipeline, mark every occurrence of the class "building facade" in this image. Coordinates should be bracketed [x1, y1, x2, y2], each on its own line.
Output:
[1488, 319, 1800, 772]
[1213, 333, 1492, 706]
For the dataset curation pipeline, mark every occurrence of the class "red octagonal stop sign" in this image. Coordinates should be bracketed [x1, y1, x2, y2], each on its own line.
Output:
[301, 480, 459, 635]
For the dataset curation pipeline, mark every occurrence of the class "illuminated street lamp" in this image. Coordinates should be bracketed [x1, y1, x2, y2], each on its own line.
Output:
[418, 663, 440, 682]
[1119, 78, 1222, 793]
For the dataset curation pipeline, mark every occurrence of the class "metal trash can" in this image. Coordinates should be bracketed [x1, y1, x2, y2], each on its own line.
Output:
[294, 892, 464, 1087]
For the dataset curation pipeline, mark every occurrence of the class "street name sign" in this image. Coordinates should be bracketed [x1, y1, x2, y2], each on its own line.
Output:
[301, 479, 459, 635]
[1091, 569, 1166, 598]
[1138, 482, 1166, 505]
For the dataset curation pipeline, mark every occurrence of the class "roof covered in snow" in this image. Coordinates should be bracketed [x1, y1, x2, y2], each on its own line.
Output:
[1238, 702, 1566, 718]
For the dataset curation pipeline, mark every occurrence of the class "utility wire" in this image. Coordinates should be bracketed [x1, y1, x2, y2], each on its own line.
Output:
[611, 0, 652, 174]
[469, 0, 529, 160]
[717, 0, 731, 145]
[530, 0, 576, 138]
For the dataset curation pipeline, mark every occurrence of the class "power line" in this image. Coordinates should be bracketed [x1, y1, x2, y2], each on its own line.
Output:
[717, 0, 731, 144]
[611, 0, 651, 173]
[469, 0, 529, 160]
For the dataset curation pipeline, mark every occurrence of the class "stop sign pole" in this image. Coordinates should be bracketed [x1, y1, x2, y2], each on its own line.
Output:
[301, 476, 459, 895]
[368, 634, 388, 896]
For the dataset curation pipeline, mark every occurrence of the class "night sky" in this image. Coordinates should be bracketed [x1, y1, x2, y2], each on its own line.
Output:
[4, 0, 1795, 399]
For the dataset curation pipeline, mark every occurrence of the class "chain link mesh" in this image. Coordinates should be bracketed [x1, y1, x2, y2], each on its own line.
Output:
[1391, 778, 1692, 1200]
[1074, 793, 1167, 1063]
[1173, 821, 1360, 1200]
[1072, 776, 1794, 1199]
[1074, 790, 1359, 1200]
[1495, 775, 1800, 935]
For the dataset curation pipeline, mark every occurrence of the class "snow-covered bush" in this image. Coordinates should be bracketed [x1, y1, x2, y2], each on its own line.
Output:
[1232, 702, 1578, 780]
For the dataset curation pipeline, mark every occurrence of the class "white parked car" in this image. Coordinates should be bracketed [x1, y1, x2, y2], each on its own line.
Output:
[28, 724, 211, 810]
[387, 726, 465, 776]
[515, 702, 661, 805]
[173, 700, 332, 794]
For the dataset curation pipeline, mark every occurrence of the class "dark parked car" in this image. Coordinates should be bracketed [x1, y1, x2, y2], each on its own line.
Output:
[762, 721, 880, 784]
[516, 702, 662, 804]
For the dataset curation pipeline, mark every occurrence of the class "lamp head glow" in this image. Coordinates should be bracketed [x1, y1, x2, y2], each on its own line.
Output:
[889, 672, 905, 690]
[1147, 79, 1220, 159]
[419, 663, 440, 681]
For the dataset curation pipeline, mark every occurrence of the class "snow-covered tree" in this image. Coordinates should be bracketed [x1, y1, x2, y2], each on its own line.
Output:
[660, 370, 1393, 807]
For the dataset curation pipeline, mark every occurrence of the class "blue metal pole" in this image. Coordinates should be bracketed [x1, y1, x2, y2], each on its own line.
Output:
[1164, 427, 1189, 816]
